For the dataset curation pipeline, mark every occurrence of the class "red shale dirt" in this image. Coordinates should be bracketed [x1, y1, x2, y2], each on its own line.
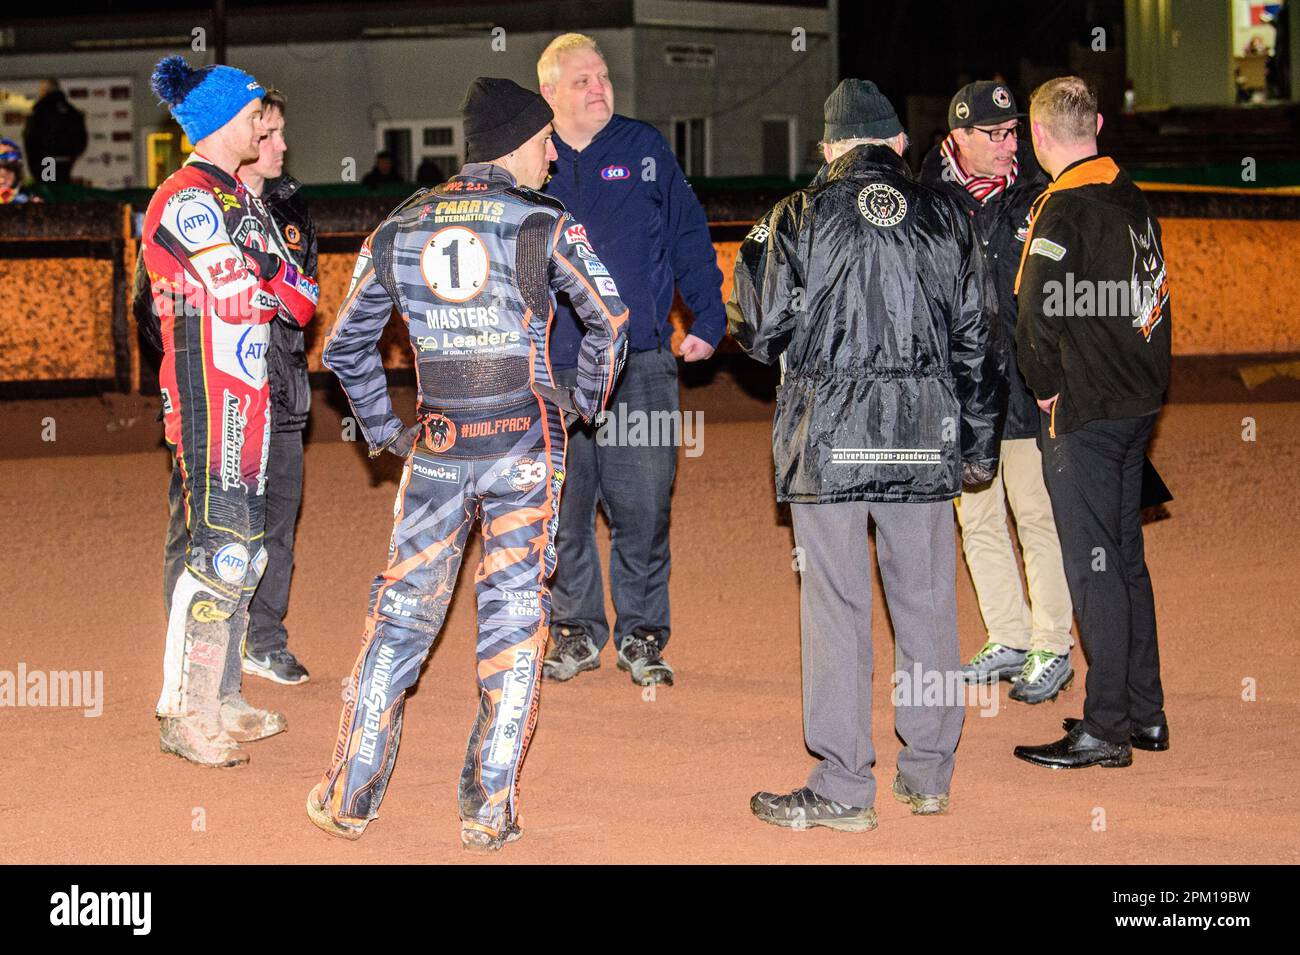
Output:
[0, 390, 1297, 865]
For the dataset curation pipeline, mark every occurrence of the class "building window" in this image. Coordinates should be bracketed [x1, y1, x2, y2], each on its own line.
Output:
[423, 125, 454, 147]
[377, 118, 463, 184]
[672, 117, 708, 177]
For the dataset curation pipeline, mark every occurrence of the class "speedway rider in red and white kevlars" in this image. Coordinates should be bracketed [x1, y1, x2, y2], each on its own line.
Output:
[141, 57, 318, 767]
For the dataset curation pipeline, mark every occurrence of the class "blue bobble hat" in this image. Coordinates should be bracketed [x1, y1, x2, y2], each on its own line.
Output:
[151, 55, 264, 145]
[0, 137, 21, 164]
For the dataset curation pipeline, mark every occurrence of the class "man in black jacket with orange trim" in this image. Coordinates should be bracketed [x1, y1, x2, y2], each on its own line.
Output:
[1012, 77, 1172, 770]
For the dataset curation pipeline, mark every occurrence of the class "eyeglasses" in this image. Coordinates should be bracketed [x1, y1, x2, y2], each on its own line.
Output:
[969, 123, 1021, 142]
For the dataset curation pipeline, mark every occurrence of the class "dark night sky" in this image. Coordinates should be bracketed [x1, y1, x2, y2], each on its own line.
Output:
[17, 0, 1127, 105]
[844, 0, 1128, 105]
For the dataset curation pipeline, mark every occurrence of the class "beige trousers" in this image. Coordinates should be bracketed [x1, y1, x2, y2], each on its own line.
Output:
[954, 437, 1073, 654]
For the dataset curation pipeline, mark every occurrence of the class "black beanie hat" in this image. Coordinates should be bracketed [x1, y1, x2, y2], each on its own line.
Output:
[823, 78, 903, 142]
[461, 77, 554, 163]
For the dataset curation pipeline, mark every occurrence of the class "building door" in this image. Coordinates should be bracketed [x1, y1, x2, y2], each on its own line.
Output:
[761, 117, 794, 178]
[672, 117, 708, 177]
[381, 128, 411, 181]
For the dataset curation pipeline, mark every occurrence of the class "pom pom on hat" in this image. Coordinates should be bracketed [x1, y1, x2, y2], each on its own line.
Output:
[151, 55, 202, 106]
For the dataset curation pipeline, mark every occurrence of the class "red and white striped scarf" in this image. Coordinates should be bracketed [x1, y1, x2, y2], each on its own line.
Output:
[941, 133, 1018, 203]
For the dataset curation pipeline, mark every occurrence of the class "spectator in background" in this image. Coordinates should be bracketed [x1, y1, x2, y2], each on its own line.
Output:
[1267, 4, 1290, 101]
[23, 79, 87, 185]
[536, 33, 726, 688]
[415, 156, 445, 186]
[361, 150, 402, 188]
[0, 138, 39, 203]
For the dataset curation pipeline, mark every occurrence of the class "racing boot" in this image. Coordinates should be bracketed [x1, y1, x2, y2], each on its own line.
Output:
[220, 695, 287, 742]
[460, 819, 523, 853]
[159, 713, 248, 768]
[158, 574, 248, 767]
[306, 783, 368, 841]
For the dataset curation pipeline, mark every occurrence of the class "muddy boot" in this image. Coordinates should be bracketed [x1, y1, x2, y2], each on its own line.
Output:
[220, 696, 287, 742]
[306, 784, 368, 840]
[159, 713, 249, 768]
[460, 820, 523, 853]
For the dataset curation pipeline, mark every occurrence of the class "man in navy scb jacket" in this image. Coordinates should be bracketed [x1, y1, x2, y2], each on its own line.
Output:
[537, 33, 726, 687]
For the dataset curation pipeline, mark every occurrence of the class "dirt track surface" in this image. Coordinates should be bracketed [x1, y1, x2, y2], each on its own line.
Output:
[1, 398, 1297, 864]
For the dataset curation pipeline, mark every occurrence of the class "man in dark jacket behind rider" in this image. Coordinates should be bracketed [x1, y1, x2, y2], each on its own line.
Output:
[23, 80, 87, 185]
[728, 79, 999, 833]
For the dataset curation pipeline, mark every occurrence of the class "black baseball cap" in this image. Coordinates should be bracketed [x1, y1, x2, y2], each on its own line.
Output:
[948, 81, 1024, 130]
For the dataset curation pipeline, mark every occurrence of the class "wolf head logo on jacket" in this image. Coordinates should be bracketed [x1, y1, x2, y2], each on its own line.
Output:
[1128, 219, 1168, 341]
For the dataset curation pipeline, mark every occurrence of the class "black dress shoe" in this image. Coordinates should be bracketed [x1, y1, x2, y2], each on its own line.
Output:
[1062, 717, 1169, 752]
[1014, 724, 1132, 769]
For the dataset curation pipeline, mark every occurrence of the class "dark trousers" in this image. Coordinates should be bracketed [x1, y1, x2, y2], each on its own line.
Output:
[549, 345, 679, 651]
[1041, 412, 1165, 743]
[165, 428, 305, 659]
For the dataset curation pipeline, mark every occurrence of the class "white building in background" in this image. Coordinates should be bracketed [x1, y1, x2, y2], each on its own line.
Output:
[0, 0, 834, 189]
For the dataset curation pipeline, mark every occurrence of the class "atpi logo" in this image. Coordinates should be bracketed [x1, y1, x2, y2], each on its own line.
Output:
[235, 326, 267, 381]
[214, 542, 250, 585]
[601, 165, 630, 181]
[176, 200, 218, 245]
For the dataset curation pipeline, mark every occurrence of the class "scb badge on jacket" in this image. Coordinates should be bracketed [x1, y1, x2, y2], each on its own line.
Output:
[727, 144, 999, 504]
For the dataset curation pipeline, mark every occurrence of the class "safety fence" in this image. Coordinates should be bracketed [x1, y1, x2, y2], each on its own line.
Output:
[2, 188, 1298, 398]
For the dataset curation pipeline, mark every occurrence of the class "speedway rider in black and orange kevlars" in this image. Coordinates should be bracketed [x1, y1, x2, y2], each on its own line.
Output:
[307, 78, 627, 852]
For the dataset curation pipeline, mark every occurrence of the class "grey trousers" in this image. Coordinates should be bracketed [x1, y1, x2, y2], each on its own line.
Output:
[791, 499, 964, 808]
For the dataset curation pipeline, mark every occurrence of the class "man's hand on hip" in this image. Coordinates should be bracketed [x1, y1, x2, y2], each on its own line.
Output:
[1037, 393, 1059, 413]
[679, 333, 715, 362]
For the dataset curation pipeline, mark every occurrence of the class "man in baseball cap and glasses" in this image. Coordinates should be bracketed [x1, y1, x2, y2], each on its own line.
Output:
[920, 81, 1075, 705]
